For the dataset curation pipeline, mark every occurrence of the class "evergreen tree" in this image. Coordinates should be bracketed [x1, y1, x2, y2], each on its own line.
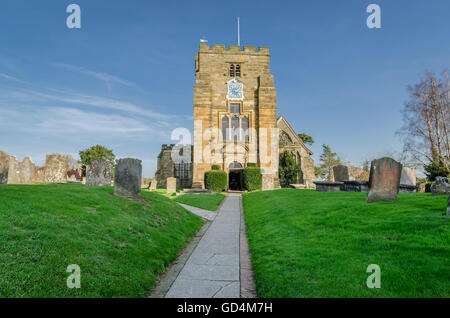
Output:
[317, 144, 342, 181]
[279, 151, 300, 187]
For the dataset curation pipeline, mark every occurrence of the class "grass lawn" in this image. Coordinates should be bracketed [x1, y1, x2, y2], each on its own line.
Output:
[243, 189, 449, 298]
[0, 184, 203, 297]
[173, 193, 226, 211]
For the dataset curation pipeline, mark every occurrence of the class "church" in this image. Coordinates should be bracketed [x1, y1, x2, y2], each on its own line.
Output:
[155, 43, 316, 190]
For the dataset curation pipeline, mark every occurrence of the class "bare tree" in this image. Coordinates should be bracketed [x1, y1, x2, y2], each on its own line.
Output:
[397, 69, 450, 174]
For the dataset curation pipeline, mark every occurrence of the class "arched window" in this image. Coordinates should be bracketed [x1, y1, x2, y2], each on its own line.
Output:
[241, 116, 249, 141]
[229, 161, 242, 169]
[229, 64, 235, 77]
[231, 116, 239, 141]
[222, 116, 229, 141]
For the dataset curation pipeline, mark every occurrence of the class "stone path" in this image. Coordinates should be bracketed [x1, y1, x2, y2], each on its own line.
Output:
[177, 203, 216, 221]
[165, 194, 243, 298]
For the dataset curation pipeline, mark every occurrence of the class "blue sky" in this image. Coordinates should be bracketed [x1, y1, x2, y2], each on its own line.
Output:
[0, 0, 449, 177]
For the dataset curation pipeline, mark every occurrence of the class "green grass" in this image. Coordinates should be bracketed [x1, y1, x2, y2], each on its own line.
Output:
[243, 189, 449, 298]
[173, 193, 226, 211]
[0, 184, 203, 297]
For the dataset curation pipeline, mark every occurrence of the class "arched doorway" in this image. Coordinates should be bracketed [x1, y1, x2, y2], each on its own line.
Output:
[228, 161, 242, 191]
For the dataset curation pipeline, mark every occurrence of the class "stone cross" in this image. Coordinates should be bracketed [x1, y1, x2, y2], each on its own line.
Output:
[114, 158, 142, 198]
[367, 157, 402, 203]
[167, 177, 176, 194]
[333, 165, 349, 182]
[86, 159, 112, 186]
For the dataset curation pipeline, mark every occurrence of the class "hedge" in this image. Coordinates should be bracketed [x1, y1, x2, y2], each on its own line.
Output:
[211, 164, 221, 170]
[242, 167, 262, 191]
[205, 170, 227, 192]
[247, 163, 257, 168]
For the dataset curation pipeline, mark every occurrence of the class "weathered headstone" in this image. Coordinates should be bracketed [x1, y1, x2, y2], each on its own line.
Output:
[86, 159, 112, 186]
[417, 183, 426, 193]
[44, 154, 68, 183]
[314, 181, 344, 192]
[166, 177, 176, 194]
[431, 177, 450, 196]
[114, 158, 142, 198]
[367, 157, 402, 203]
[7, 156, 36, 184]
[400, 167, 416, 186]
[447, 196, 450, 216]
[262, 174, 274, 191]
[149, 179, 158, 191]
[0, 150, 9, 184]
[333, 165, 349, 182]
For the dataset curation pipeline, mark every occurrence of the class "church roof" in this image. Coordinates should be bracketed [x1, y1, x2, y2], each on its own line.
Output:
[277, 115, 314, 155]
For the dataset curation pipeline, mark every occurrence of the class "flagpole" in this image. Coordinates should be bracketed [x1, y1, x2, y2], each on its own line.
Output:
[238, 17, 240, 46]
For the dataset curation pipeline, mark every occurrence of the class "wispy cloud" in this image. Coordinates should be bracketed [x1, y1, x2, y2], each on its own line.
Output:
[49, 62, 135, 87]
[0, 88, 176, 123]
[0, 72, 28, 84]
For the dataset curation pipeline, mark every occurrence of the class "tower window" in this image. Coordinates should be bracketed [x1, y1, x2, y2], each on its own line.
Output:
[230, 103, 240, 114]
[229, 64, 241, 77]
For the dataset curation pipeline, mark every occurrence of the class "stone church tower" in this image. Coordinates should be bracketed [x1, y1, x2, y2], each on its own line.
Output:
[192, 44, 279, 189]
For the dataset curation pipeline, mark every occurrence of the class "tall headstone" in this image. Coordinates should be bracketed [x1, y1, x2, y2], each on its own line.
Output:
[431, 177, 450, 196]
[86, 159, 112, 186]
[166, 177, 176, 194]
[333, 165, 350, 182]
[262, 174, 274, 191]
[7, 156, 35, 184]
[400, 167, 416, 186]
[114, 158, 142, 198]
[44, 154, 68, 183]
[367, 157, 402, 203]
[0, 150, 9, 184]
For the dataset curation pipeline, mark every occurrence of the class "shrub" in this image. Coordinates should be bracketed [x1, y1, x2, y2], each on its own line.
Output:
[205, 170, 227, 192]
[242, 167, 262, 191]
[211, 164, 221, 170]
[247, 163, 257, 168]
[425, 182, 433, 193]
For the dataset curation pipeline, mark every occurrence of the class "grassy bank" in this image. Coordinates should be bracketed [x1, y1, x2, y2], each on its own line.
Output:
[0, 184, 203, 297]
[174, 193, 226, 211]
[243, 189, 449, 297]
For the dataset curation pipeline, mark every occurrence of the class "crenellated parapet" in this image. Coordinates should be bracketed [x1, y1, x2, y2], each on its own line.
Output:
[199, 43, 269, 55]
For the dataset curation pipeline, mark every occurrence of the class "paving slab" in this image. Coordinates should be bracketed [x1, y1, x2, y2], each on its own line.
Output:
[177, 203, 216, 221]
[166, 194, 242, 298]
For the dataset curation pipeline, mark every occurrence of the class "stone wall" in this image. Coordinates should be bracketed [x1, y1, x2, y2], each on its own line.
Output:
[7, 156, 36, 184]
[0, 150, 9, 184]
[44, 154, 68, 183]
[155, 144, 193, 188]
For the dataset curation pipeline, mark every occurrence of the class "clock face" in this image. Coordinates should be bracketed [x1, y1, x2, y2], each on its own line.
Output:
[227, 79, 244, 100]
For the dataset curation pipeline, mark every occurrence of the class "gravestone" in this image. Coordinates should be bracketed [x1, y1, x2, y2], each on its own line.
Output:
[367, 157, 402, 203]
[7, 156, 36, 184]
[166, 177, 176, 194]
[333, 165, 349, 182]
[262, 174, 274, 191]
[44, 154, 68, 183]
[149, 179, 158, 191]
[314, 181, 344, 192]
[431, 177, 450, 196]
[86, 159, 112, 186]
[447, 196, 450, 216]
[114, 158, 142, 198]
[400, 167, 416, 186]
[0, 150, 9, 184]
